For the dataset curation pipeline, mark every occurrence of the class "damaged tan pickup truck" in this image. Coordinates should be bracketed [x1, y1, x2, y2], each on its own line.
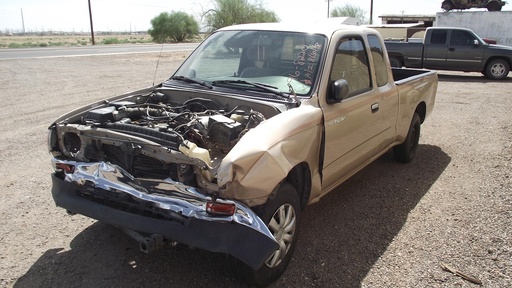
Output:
[48, 23, 437, 286]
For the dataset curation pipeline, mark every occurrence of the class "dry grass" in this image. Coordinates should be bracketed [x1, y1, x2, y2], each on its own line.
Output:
[0, 34, 153, 48]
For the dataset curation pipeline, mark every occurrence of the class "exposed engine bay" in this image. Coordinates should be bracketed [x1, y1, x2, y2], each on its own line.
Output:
[49, 89, 283, 194]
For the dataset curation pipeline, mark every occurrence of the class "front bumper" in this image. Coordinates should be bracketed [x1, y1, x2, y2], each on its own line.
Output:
[50, 158, 278, 269]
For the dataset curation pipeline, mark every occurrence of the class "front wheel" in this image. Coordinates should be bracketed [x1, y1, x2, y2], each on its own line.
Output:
[485, 59, 510, 80]
[441, 0, 453, 11]
[393, 113, 421, 163]
[231, 182, 301, 287]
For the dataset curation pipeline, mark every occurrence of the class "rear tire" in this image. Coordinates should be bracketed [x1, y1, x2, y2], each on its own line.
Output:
[389, 56, 403, 68]
[231, 182, 301, 287]
[487, 1, 502, 11]
[393, 113, 421, 163]
[485, 59, 509, 80]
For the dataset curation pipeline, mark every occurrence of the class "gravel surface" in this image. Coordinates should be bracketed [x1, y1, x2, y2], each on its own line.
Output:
[0, 52, 510, 288]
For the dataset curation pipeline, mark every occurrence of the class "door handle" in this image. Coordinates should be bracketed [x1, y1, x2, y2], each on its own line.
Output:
[371, 103, 379, 113]
[449, 47, 455, 51]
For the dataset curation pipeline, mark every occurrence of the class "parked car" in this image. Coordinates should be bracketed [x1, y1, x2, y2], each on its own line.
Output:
[441, 0, 506, 11]
[385, 27, 512, 79]
[48, 23, 437, 286]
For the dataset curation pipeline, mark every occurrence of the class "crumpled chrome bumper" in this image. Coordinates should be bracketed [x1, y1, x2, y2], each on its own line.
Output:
[50, 158, 278, 269]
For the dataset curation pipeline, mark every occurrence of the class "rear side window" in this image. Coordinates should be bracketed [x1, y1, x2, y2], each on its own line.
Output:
[430, 30, 447, 45]
[368, 35, 388, 87]
[330, 36, 371, 96]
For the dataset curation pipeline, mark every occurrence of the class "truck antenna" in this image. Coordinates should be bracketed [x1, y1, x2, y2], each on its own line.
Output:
[152, 43, 165, 87]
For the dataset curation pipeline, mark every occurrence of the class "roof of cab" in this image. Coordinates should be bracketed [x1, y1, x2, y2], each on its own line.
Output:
[216, 22, 378, 39]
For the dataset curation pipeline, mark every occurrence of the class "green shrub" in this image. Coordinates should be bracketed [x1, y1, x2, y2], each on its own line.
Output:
[101, 37, 121, 44]
[39, 42, 48, 47]
[149, 11, 199, 43]
[48, 42, 64, 46]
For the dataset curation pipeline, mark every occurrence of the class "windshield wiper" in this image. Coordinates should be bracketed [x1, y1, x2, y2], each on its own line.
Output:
[211, 80, 290, 100]
[170, 75, 213, 89]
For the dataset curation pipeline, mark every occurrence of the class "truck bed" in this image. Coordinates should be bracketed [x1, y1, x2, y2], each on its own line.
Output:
[385, 41, 424, 68]
[391, 67, 437, 143]
[392, 67, 435, 84]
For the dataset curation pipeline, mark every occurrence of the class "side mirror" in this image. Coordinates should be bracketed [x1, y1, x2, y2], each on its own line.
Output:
[327, 79, 349, 104]
[473, 39, 480, 47]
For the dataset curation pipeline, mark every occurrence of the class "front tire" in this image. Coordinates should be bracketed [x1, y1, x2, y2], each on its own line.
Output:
[232, 182, 301, 287]
[441, 0, 453, 11]
[393, 113, 421, 163]
[485, 59, 509, 80]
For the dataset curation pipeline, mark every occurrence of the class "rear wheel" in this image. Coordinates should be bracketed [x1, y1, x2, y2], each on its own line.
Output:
[231, 182, 301, 287]
[485, 59, 510, 80]
[487, 1, 502, 11]
[389, 56, 403, 68]
[393, 113, 421, 163]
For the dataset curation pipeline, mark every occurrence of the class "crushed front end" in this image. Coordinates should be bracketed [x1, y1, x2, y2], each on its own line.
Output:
[47, 88, 282, 269]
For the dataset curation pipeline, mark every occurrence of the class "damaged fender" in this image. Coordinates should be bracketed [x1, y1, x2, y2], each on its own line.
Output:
[217, 102, 324, 206]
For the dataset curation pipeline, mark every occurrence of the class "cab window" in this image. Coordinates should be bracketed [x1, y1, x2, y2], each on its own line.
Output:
[330, 36, 371, 96]
[368, 35, 388, 87]
[430, 30, 448, 45]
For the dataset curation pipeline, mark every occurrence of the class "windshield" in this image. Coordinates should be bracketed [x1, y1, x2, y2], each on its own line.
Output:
[173, 30, 327, 97]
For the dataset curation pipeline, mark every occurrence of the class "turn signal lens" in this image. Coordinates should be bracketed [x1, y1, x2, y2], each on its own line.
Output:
[55, 163, 75, 174]
[206, 202, 236, 216]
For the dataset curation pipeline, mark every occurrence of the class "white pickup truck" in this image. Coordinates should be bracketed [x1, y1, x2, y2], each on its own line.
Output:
[48, 23, 437, 286]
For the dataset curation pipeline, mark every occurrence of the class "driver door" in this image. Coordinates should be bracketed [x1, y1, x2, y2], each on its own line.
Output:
[320, 36, 382, 192]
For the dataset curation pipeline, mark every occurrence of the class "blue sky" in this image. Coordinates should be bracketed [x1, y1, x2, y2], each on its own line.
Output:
[0, 0, 479, 32]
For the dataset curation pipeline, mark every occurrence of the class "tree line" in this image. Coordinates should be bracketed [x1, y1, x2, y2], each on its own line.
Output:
[149, 0, 366, 43]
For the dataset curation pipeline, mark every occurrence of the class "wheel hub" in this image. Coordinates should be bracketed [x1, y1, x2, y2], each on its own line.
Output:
[265, 204, 296, 268]
[492, 64, 505, 77]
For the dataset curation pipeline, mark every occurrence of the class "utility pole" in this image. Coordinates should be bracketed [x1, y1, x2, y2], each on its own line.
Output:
[326, 0, 332, 18]
[88, 0, 95, 45]
[21, 8, 26, 35]
[370, 0, 374, 24]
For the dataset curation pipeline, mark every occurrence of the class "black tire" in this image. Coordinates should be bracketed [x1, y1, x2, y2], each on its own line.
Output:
[485, 59, 510, 80]
[393, 113, 421, 163]
[487, 1, 502, 11]
[389, 56, 402, 68]
[441, 0, 453, 11]
[232, 182, 301, 287]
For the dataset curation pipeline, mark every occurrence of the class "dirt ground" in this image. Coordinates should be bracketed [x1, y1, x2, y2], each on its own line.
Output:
[0, 52, 510, 288]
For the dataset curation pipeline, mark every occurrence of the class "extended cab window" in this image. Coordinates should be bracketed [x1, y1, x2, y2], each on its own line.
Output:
[430, 30, 447, 45]
[450, 30, 476, 45]
[330, 36, 371, 96]
[368, 35, 388, 87]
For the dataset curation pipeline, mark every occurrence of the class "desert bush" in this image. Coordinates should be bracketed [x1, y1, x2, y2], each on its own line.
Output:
[101, 37, 121, 44]
[149, 11, 199, 43]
